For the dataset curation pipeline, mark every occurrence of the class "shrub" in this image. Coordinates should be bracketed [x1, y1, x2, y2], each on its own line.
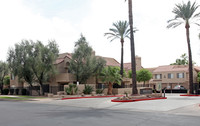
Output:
[3, 89, 9, 95]
[124, 91, 128, 97]
[10, 89, 14, 95]
[15, 89, 19, 95]
[21, 89, 27, 95]
[96, 89, 104, 94]
[65, 84, 78, 95]
[83, 85, 93, 94]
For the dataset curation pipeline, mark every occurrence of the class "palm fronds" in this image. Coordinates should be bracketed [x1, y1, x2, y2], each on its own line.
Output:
[167, 1, 200, 28]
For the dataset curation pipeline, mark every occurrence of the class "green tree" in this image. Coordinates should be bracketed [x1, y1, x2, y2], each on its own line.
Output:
[170, 53, 196, 65]
[129, 69, 152, 87]
[3, 76, 10, 86]
[94, 57, 106, 84]
[167, 1, 200, 94]
[7, 40, 35, 88]
[31, 40, 59, 95]
[69, 35, 106, 84]
[0, 61, 9, 93]
[99, 66, 121, 95]
[171, 53, 188, 65]
[136, 69, 152, 87]
[7, 40, 59, 95]
[105, 21, 130, 77]
[125, 0, 138, 95]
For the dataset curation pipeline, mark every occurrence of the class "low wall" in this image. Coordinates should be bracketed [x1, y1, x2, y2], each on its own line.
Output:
[112, 87, 153, 95]
[113, 88, 132, 95]
[63, 85, 153, 95]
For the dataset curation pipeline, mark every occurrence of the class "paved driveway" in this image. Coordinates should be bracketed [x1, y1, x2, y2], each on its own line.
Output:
[29, 94, 200, 116]
[0, 94, 200, 126]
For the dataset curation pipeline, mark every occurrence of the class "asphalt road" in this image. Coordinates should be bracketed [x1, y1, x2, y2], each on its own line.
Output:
[0, 98, 200, 126]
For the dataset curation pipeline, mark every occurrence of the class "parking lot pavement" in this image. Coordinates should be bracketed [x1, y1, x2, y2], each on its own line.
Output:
[1, 100, 200, 126]
[28, 93, 200, 116]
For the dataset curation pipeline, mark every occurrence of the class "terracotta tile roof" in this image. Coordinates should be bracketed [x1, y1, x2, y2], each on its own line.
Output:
[55, 52, 120, 66]
[124, 62, 143, 71]
[145, 67, 157, 73]
[99, 56, 120, 67]
[55, 58, 64, 64]
[153, 65, 188, 73]
[54, 53, 72, 65]
[194, 66, 200, 72]
[58, 53, 72, 59]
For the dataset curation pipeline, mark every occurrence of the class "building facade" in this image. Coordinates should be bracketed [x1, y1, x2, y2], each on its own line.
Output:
[148, 65, 200, 90]
[10, 52, 200, 95]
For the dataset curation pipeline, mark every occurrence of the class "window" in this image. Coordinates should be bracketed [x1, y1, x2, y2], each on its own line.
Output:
[168, 73, 174, 79]
[155, 74, 162, 79]
[177, 73, 184, 78]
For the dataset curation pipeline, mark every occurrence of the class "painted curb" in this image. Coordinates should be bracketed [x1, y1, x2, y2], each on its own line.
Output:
[62, 95, 124, 100]
[180, 94, 200, 96]
[111, 97, 167, 102]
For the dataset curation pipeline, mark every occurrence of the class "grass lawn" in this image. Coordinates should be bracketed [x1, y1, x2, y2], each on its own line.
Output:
[0, 95, 47, 101]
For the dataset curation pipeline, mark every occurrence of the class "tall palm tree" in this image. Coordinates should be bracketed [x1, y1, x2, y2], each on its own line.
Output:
[125, 0, 138, 95]
[167, 1, 200, 94]
[105, 21, 130, 78]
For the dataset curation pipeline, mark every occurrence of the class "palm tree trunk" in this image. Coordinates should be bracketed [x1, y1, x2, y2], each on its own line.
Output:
[185, 23, 193, 94]
[128, 0, 138, 95]
[120, 40, 124, 87]
[120, 41, 124, 77]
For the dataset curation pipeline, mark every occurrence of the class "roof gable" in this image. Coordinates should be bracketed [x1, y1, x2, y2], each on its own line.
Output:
[153, 65, 188, 73]
[97, 56, 120, 67]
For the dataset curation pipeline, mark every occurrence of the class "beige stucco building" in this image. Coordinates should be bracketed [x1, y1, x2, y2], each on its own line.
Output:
[147, 65, 200, 90]
[10, 51, 200, 95]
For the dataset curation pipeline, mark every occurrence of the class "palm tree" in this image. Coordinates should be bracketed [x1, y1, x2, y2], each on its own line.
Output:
[99, 66, 121, 95]
[104, 21, 130, 78]
[167, 1, 200, 94]
[125, 0, 138, 95]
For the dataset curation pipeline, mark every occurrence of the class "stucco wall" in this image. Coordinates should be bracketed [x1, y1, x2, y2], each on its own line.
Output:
[153, 71, 187, 83]
[113, 88, 132, 95]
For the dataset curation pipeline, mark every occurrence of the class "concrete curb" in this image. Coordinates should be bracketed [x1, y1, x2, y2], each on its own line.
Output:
[62, 95, 124, 100]
[111, 97, 167, 102]
[180, 94, 200, 96]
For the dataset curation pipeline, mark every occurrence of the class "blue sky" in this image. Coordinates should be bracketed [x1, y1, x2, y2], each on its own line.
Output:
[0, 0, 200, 68]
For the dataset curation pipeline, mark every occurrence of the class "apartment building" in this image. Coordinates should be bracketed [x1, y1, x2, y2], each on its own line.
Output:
[11, 52, 200, 95]
[49, 52, 120, 88]
[9, 52, 124, 94]
[148, 65, 200, 90]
